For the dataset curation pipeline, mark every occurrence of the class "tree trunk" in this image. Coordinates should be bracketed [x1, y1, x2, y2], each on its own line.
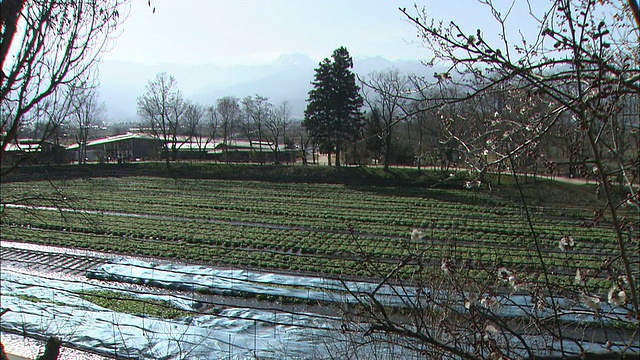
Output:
[383, 129, 392, 171]
[417, 131, 423, 172]
[172, 144, 178, 162]
[258, 126, 264, 165]
[163, 145, 171, 170]
[299, 134, 308, 165]
[35, 337, 61, 360]
[0, 0, 27, 72]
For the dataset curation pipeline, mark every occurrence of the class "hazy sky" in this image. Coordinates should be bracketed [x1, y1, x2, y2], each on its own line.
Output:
[103, 0, 542, 67]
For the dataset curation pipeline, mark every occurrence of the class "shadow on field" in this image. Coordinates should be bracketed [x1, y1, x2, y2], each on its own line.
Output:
[2, 163, 463, 188]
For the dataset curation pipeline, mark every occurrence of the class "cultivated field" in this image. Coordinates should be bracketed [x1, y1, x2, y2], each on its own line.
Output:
[1, 164, 632, 293]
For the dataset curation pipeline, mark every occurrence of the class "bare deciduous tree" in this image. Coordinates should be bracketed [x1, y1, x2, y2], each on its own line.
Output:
[70, 87, 105, 164]
[1, 0, 127, 166]
[360, 68, 411, 170]
[265, 101, 292, 164]
[241, 95, 273, 164]
[213, 96, 241, 162]
[137, 72, 186, 168]
[404, 96, 443, 170]
[183, 102, 209, 159]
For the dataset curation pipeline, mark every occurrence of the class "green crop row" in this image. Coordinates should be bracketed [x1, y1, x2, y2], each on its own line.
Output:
[1, 176, 630, 293]
[2, 178, 612, 245]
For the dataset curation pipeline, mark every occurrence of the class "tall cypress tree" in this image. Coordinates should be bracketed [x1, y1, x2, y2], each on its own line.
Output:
[304, 47, 364, 167]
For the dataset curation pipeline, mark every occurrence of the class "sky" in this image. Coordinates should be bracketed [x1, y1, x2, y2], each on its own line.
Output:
[102, 0, 543, 67]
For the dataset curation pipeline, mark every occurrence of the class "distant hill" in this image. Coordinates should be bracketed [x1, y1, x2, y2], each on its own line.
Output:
[98, 54, 434, 123]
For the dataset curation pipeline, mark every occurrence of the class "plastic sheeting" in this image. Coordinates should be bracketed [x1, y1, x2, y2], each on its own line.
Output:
[87, 258, 633, 324]
[1, 270, 336, 359]
[2, 257, 637, 359]
[87, 258, 415, 307]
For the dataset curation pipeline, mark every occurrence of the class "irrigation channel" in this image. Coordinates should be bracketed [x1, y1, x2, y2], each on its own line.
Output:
[1, 242, 637, 359]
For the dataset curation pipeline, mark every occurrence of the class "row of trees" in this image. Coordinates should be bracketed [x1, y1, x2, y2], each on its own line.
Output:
[137, 72, 294, 166]
[302, 47, 638, 179]
[4, 0, 631, 180]
[12, 55, 636, 183]
[2, 0, 635, 178]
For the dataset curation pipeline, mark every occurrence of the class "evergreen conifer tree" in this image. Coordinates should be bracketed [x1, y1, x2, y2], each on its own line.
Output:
[304, 47, 364, 167]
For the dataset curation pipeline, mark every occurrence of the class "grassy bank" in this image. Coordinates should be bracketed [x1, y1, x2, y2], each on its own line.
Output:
[1, 162, 458, 187]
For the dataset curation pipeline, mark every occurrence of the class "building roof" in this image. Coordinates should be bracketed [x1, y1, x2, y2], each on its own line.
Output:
[65, 132, 157, 150]
[4, 140, 62, 153]
[219, 139, 276, 150]
[64, 133, 289, 153]
[175, 140, 222, 152]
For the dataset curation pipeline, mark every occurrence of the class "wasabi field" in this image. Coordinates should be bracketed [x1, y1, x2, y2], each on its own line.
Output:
[2, 164, 632, 292]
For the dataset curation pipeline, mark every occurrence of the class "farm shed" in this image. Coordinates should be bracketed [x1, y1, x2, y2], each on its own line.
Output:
[1, 139, 66, 166]
[171, 137, 220, 160]
[212, 139, 297, 163]
[65, 133, 161, 163]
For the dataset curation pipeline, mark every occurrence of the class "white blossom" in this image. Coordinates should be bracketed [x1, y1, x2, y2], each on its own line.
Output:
[618, 275, 631, 285]
[441, 258, 451, 275]
[574, 268, 586, 285]
[464, 180, 481, 189]
[559, 235, 575, 251]
[508, 275, 528, 292]
[485, 322, 499, 336]
[411, 228, 423, 241]
[465, 293, 478, 309]
[580, 293, 601, 311]
[481, 296, 502, 312]
[608, 286, 627, 307]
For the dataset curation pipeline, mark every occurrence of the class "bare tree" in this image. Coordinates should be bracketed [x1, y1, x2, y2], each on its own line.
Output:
[265, 101, 292, 164]
[205, 105, 219, 137]
[137, 72, 186, 168]
[183, 102, 208, 160]
[205, 105, 221, 162]
[1, 83, 80, 173]
[411, 0, 637, 308]
[1, 0, 127, 166]
[214, 96, 241, 162]
[241, 95, 272, 164]
[290, 121, 312, 165]
[404, 96, 443, 170]
[360, 68, 411, 170]
[70, 87, 105, 164]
